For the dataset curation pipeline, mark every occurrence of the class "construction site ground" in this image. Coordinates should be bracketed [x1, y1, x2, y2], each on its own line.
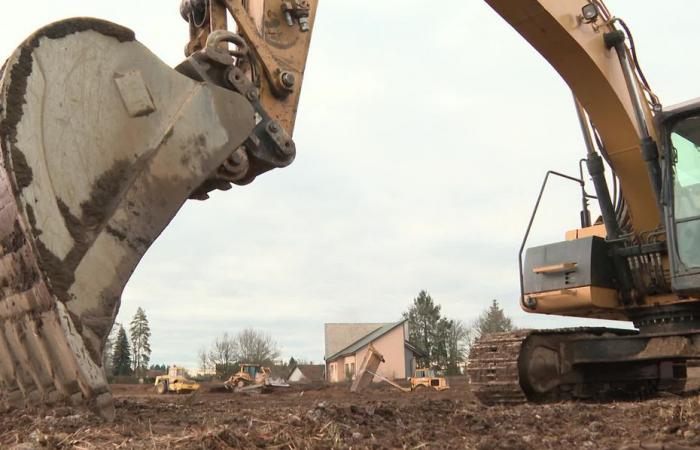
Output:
[3, 377, 700, 449]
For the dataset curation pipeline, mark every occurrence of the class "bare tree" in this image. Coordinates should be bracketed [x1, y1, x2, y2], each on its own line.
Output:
[441, 319, 469, 375]
[200, 329, 281, 378]
[197, 347, 210, 372]
[206, 333, 238, 378]
[233, 328, 280, 365]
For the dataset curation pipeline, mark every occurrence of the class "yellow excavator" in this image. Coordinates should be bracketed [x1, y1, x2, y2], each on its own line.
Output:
[468, 0, 700, 404]
[1, 0, 700, 418]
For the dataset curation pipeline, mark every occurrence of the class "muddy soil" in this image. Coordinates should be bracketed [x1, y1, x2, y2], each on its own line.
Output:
[2, 378, 700, 449]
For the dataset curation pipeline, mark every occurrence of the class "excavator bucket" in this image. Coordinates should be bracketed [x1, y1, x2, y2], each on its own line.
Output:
[0, 18, 256, 418]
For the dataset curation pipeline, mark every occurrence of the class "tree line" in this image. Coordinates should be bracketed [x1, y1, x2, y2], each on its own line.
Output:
[103, 295, 513, 380]
[403, 290, 513, 375]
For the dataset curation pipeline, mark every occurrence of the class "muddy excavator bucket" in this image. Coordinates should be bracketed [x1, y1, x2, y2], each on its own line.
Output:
[0, 18, 256, 418]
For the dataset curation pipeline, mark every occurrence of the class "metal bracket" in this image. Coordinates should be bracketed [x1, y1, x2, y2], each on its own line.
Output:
[224, 0, 298, 99]
[281, 0, 311, 32]
[175, 31, 296, 191]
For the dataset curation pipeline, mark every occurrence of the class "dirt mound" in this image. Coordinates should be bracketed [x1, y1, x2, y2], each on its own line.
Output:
[3, 382, 700, 449]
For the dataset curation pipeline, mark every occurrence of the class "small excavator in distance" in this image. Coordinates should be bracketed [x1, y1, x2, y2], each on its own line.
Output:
[468, 0, 700, 404]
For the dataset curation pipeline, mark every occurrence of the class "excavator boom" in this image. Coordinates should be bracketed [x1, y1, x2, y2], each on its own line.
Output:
[486, 0, 660, 234]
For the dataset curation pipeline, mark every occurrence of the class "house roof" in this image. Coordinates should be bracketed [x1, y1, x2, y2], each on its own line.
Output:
[325, 319, 406, 361]
[324, 323, 392, 358]
[290, 364, 325, 381]
[404, 340, 429, 358]
[268, 365, 290, 379]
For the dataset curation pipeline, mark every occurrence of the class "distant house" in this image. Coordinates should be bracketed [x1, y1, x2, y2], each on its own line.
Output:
[268, 365, 292, 380]
[288, 364, 325, 384]
[324, 320, 427, 383]
[189, 367, 216, 378]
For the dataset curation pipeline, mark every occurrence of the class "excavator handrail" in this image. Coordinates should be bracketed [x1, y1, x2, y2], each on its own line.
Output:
[518, 170, 586, 306]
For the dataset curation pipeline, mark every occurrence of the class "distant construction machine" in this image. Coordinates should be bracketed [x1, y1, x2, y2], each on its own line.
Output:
[154, 366, 200, 395]
[224, 363, 289, 392]
[410, 368, 449, 392]
[351, 345, 448, 393]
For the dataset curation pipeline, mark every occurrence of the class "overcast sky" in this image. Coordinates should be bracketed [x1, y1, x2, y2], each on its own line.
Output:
[1, 1, 699, 368]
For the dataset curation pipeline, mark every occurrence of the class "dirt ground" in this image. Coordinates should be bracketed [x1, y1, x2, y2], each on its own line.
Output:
[3, 378, 700, 449]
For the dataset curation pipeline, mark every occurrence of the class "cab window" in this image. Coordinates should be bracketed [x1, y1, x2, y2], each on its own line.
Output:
[671, 116, 700, 268]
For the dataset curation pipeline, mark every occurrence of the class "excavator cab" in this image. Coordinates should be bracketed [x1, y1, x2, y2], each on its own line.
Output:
[660, 102, 700, 294]
[414, 369, 433, 378]
[242, 364, 263, 379]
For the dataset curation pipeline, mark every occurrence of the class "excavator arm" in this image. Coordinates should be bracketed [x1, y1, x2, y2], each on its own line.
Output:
[483, 0, 675, 316]
[0, 0, 317, 417]
[180, 0, 318, 196]
[486, 0, 660, 233]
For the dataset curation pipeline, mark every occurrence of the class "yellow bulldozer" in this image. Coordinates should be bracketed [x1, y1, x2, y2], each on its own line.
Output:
[409, 368, 449, 392]
[224, 363, 289, 392]
[154, 366, 200, 395]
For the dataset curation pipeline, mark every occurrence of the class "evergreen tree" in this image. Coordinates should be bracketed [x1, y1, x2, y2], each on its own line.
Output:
[102, 323, 121, 377]
[288, 356, 297, 368]
[129, 307, 152, 376]
[474, 299, 514, 337]
[149, 364, 166, 372]
[403, 290, 442, 367]
[112, 325, 132, 376]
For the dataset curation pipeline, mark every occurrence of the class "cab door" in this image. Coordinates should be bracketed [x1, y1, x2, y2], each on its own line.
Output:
[662, 108, 700, 294]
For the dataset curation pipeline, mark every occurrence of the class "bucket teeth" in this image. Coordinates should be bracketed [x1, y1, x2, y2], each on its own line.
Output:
[0, 18, 255, 417]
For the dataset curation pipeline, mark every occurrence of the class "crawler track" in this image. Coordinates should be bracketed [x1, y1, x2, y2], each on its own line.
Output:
[466, 327, 685, 404]
[466, 330, 532, 404]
